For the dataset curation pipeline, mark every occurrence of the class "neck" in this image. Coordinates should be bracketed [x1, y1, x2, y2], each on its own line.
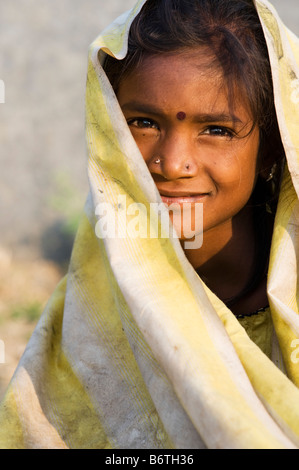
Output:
[184, 207, 257, 305]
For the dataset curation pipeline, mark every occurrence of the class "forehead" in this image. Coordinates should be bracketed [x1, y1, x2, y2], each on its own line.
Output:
[135, 48, 220, 83]
[117, 49, 251, 120]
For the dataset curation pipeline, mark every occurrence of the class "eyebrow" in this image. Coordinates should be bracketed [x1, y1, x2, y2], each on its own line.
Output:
[195, 113, 242, 124]
[120, 101, 243, 124]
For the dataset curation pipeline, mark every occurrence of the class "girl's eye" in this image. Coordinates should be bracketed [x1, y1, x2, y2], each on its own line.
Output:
[127, 118, 159, 130]
[203, 126, 235, 138]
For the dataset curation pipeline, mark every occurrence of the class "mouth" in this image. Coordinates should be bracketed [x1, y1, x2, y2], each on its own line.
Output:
[159, 190, 210, 205]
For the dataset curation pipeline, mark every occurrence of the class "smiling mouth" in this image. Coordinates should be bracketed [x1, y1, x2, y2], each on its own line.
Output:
[159, 192, 210, 204]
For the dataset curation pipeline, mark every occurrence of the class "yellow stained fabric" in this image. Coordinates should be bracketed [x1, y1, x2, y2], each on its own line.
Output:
[237, 307, 273, 359]
[0, 0, 299, 449]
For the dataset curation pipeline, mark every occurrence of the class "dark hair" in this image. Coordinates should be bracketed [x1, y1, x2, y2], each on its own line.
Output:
[104, 0, 285, 307]
[106, 1, 269, 122]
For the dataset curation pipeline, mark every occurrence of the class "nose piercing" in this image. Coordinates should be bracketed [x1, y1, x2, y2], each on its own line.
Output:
[154, 156, 190, 170]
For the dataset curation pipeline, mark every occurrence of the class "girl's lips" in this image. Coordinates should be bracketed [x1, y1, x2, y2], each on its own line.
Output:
[160, 193, 209, 204]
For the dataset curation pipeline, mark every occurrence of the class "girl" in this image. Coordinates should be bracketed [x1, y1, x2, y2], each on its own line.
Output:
[104, 0, 284, 327]
[0, 0, 299, 449]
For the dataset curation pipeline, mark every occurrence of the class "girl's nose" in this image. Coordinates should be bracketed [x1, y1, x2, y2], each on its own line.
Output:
[147, 132, 198, 180]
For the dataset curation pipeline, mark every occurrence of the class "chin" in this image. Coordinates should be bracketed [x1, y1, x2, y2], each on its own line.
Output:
[169, 205, 204, 246]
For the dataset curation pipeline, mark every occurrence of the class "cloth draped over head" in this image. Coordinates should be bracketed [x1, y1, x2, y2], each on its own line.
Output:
[1, 0, 299, 449]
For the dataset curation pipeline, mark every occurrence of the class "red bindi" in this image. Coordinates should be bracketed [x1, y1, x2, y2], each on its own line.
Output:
[176, 111, 186, 121]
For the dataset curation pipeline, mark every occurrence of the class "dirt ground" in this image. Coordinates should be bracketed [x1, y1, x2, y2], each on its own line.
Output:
[0, 247, 62, 401]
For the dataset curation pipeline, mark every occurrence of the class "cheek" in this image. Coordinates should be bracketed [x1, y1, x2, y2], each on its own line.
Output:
[208, 152, 259, 209]
[129, 132, 158, 161]
[208, 156, 243, 186]
[211, 141, 259, 187]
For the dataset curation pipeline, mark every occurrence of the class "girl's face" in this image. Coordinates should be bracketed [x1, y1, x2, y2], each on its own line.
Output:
[117, 49, 261, 243]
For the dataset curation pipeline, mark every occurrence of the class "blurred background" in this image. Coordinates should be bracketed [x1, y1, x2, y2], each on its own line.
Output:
[0, 0, 298, 398]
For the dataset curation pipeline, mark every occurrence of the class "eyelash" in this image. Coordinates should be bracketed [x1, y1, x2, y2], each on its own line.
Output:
[127, 118, 235, 138]
[127, 118, 159, 129]
[203, 126, 235, 138]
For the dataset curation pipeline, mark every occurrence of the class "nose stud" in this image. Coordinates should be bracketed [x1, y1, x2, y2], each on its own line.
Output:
[154, 156, 191, 170]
